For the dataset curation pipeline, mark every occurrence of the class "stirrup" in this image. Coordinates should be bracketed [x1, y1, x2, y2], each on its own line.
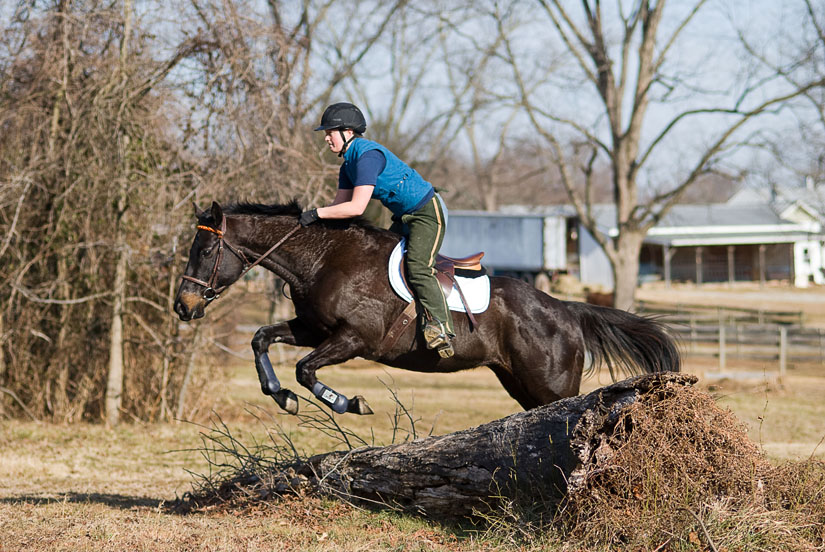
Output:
[423, 322, 455, 358]
[435, 341, 454, 358]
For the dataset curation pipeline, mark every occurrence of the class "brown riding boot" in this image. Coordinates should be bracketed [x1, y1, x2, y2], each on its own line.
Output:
[423, 320, 455, 359]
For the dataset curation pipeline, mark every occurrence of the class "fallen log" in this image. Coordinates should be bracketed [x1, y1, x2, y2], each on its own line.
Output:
[295, 372, 697, 517]
[179, 372, 825, 549]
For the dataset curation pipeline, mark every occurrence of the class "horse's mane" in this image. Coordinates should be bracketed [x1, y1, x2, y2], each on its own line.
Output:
[199, 200, 383, 232]
[222, 200, 303, 218]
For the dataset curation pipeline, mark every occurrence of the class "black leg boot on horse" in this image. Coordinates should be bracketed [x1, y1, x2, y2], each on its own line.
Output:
[252, 319, 373, 415]
[251, 318, 321, 415]
[294, 325, 374, 415]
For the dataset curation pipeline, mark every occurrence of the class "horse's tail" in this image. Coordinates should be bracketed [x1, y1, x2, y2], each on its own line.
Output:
[563, 301, 681, 379]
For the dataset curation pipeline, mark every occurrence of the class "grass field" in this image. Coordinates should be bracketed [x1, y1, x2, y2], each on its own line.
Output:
[2, 358, 823, 551]
[2, 285, 824, 551]
[0, 364, 531, 552]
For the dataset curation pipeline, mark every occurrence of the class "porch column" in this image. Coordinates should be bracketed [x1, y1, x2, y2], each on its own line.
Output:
[695, 246, 703, 286]
[663, 244, 674, 288]
[758, 244, 766, 288]
[727, 245, 735, 286]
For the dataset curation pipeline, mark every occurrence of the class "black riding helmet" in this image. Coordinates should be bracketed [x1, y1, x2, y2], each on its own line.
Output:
[314, 103, 366, 157]
[314, 102, 367, 134]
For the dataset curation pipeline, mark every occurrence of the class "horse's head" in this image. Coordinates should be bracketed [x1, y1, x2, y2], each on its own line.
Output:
[174, 201, 246, 321]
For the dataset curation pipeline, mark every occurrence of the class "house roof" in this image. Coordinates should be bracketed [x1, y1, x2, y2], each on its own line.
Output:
[728, 183, 825, 221]
[499, 200, 822, 247]
[501, 202, 794, 228]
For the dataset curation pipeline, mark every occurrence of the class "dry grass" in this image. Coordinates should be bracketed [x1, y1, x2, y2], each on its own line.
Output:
[2, 356, 824, 550]
[0, 418, 477, 551]
[560, 385, 825, 550]
[0, 365, 526, 552]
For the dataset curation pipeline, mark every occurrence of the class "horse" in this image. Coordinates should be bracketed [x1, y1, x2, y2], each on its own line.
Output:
[174, 201, 680, 416]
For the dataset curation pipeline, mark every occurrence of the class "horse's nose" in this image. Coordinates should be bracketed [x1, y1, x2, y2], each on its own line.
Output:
[175, 292, 207, 321]
[174, 300, 192, 321]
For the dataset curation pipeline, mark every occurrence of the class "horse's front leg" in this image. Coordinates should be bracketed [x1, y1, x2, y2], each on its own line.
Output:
[251, 318, 322, 415]
[295, 327, 373, 416]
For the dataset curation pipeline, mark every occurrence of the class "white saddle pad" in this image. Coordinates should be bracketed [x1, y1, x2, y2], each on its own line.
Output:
[388, 239, 490, 314]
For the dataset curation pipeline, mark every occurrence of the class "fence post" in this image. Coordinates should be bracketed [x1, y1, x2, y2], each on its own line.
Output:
[779, 325, 787, 380]
[719, 323, 726, 371]
[819, 328, 824, 365]
[690, 314, 697, 354]
[736, 323, 742, 358]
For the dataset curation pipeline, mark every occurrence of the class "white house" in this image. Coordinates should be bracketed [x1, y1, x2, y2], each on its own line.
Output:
[441, 183, 825, 290]
[728, 181, 825, 287]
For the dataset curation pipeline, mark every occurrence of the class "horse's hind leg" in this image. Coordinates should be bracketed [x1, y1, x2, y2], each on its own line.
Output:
[293, 327, 373, 415]
[488, 364, 543, 410]
[251, 318, 322, 414]
[491, 335, 585, 409]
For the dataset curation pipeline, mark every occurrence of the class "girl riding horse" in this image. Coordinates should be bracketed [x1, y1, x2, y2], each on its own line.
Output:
[300, 103, 456, 359]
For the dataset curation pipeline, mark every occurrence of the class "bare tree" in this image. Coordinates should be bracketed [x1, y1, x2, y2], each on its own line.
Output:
[0, 0, 410, 422]
[170, 0, 411, 209]
[0, 0, 219, 422]
[482, 0, 825, 309]
[738, 0, 825, 199]
[326, 1, 482, 216]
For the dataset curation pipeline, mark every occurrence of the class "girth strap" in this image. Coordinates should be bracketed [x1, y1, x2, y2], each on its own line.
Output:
[377, 272, 478, 356]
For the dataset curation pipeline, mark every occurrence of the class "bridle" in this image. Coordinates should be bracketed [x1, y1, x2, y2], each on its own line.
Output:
[180, 218, 301, 303]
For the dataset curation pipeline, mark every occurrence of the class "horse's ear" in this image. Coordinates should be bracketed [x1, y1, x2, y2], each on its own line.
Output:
[192, 201, 202, 216]
[210, 201, 223, 226]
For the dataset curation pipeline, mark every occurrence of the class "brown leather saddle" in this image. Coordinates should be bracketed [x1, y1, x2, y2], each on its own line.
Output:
[380, 250, 485, 355]
[434, 251, 485, 294]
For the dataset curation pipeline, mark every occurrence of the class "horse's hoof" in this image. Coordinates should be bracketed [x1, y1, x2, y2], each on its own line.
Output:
[347, 395, 374, 415]
[273, 389, 299, 415]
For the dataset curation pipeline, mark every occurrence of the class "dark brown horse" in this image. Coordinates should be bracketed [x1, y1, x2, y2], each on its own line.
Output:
[174, 201, 680, 415]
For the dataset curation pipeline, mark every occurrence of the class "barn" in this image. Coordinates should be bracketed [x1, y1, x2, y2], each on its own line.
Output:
[440, 187, 825, 290]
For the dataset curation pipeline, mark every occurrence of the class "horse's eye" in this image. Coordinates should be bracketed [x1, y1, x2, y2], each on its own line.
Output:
[200, 247, 213, 257]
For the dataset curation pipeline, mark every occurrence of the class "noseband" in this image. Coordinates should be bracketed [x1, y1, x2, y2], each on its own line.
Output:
[181, 218, 301, 303]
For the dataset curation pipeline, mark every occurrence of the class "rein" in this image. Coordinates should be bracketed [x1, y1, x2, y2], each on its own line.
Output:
[181, 219, 301, 302]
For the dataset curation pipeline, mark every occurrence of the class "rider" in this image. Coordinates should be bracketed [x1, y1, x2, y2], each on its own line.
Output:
[299, 102, 455, 358]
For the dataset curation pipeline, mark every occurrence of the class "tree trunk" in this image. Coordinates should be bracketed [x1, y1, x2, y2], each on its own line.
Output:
[105, 0, 133, 426]
[105, 246, 128, 426]
[611, 231, 644, 310]
[176, 325, 201, 422]
[280, 373, 696, 518]
[0, 312, 5, 380]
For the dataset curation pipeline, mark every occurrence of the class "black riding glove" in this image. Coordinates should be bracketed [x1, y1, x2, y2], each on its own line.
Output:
[299, 209, 320, 226]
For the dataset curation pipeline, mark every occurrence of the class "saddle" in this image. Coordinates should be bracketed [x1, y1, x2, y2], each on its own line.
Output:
[380, 243, 488, 355]
[433, 252, 485, 295]
[399, 251, 486, 316]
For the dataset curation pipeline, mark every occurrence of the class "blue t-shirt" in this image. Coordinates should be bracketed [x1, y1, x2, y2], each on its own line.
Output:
[340, 138, 434, 216]
[338, 150, 386, 189]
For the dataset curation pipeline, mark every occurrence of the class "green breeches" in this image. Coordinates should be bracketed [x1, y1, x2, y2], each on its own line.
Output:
[390, 194, 454, 335]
